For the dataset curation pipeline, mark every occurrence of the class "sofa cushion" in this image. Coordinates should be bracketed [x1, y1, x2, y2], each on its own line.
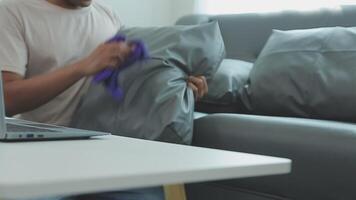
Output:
[196, 59, 252, 113]
[71, 22, 225, 144]
[201, 59, 253, 105]
[242, 27, 356, 122]
[192, 113, 356, 200]
[121, 21, 225, 82]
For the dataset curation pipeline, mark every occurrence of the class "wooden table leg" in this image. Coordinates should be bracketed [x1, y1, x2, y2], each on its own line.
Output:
[164, 184, 187, 200]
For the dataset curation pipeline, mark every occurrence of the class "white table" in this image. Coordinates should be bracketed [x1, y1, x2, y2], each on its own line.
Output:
[0, 135, 291, 200]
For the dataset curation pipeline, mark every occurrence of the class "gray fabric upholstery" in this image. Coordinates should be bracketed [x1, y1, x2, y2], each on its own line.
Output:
[71, 22, 225, 144]
[196, 59, 252, 114]
[201, 59, 253, 105]
[119, 22, 226, 82]
[243, 27, 356, 122]
[176, 5, 356, 200]
[176, 5, 356, 62]
[190, 114, 356, 200]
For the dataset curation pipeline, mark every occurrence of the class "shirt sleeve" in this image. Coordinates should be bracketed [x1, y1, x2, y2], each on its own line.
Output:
[0, 5, 28, 76]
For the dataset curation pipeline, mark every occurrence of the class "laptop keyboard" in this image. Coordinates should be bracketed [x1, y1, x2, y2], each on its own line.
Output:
[6, 123, 58, 132]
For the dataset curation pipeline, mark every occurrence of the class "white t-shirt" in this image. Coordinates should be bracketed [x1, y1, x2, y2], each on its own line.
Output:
[0, 0, 121, 126]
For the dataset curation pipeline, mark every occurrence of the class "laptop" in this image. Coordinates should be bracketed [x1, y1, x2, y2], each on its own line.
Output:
[0, 73, 110, 141]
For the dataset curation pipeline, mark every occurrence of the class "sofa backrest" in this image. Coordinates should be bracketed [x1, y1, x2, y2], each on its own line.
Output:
[176, 5, 356, 62]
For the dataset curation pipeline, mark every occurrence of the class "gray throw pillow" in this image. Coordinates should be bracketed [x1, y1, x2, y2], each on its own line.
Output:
[196, 59, 252, 113]
[121, 22, 225, 81]
[242, 27, 356, 122]
[70, 22, 225, 144]
[201, 59, 253, 105]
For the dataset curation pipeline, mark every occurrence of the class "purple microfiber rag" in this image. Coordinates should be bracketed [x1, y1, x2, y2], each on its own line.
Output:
[93, 34, 149, 101]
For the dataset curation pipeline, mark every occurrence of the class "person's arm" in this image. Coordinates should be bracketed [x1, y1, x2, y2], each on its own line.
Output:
[3, 42, 132, 117]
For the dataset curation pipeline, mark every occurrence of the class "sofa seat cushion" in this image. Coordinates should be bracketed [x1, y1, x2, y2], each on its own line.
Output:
[192, 113, 356, 200]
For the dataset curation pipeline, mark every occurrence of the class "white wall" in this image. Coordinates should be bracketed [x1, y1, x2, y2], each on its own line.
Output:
[103, 0, 195, 27]
[171, 0, 195, 24]
[104, 0, 174, 27]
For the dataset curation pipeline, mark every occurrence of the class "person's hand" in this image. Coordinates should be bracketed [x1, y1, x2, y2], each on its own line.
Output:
[77, 41, 134, 76]
[187, 76, 208, 101]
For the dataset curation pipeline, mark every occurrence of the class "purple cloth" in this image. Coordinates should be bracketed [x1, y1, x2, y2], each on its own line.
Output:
[93, 34, 149, 101]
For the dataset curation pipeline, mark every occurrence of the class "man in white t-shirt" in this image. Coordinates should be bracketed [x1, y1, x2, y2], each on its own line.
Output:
[0, 0, 208, 127]
[0, 0, 130, 126]
[0, 0, 207, 199]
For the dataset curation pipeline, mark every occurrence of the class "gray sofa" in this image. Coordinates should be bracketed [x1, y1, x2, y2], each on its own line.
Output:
[176, 5, 356, 200]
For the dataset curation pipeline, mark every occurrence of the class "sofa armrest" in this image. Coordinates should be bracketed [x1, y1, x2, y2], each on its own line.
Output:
[191, 114, 356, 200]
